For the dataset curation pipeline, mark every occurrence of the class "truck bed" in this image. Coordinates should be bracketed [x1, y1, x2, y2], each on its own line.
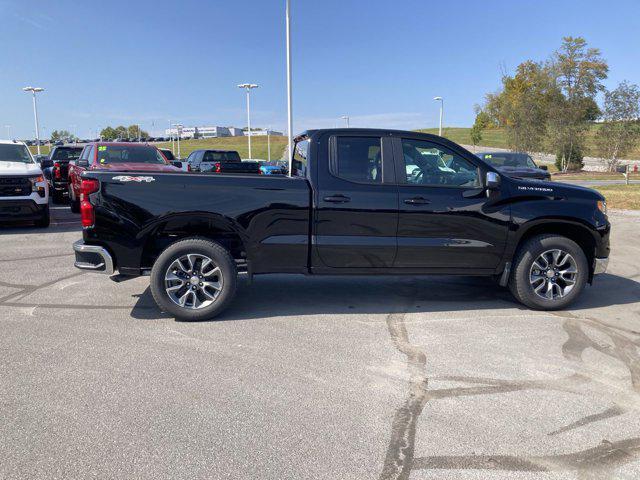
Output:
[83, 171, 311, 275]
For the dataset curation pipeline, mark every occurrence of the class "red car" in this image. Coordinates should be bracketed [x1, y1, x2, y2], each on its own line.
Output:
[67, 143, 180, 213]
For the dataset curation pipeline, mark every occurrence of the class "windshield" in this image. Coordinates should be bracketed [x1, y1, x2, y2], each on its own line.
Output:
[0, 144, 33, 163]
[480, 153, 536, 168]
[97, 145, 167, 165]
[51, 147, 83, 161]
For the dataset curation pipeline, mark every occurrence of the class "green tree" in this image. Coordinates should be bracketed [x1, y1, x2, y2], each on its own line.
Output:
[114, 126, 128, 139]
[595, 81, 640, 171]
[100, 127, 117, 140]
[547, 36, 608, 171]
[470, 108, 493, 149]
[50, 129, 75, 142]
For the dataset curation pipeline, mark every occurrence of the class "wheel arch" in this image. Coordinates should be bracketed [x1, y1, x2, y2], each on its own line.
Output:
[511, 219, 598, 281]
[139, 212, 249, 270]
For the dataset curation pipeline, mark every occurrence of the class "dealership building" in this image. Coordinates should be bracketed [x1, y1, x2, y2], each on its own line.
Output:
[164, 126, 283, 139]
[164, 126, 243, 139]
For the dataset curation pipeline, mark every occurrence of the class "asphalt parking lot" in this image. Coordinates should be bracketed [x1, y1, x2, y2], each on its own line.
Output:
[1, 206, 639, 479]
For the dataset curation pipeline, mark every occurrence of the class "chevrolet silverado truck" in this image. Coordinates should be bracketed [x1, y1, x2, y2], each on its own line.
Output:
[72, 129, 610, 320]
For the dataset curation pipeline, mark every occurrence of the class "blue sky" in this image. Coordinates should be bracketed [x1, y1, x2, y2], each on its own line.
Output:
[1, 0, 639, 139]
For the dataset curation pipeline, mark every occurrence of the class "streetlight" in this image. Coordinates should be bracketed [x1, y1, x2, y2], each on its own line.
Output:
[286, 0, 293, 175]
[4, 125, 11, 139]
[237, 83, 259, 159]
[22, 86, 44, 154]
[433, 96, 444, 137]
[70, 124, 77, 143]
[174, 123, 183, 158]
[341, 115, 350, 128]
[267, 126, 271, 162]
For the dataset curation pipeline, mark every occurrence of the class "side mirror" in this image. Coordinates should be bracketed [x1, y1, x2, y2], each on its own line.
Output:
[40, 159, 53, 169]
[77, 159, 89, 168]
[486, 171, 501, 190]
[539, 165, 548, 171]
[172, 161, 182, 168]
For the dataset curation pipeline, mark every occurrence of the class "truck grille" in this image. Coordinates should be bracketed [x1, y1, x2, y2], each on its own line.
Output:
[0, 177, 31, 197]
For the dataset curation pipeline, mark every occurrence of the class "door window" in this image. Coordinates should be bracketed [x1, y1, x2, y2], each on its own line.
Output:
[401, 139, 479, 187]
[333, 136, 382, 183]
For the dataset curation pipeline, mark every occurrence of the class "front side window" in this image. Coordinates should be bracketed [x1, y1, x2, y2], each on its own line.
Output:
[334, 136, 382, 183]
[402, 139, 479, 187]
[0, 144, 33, 163]
[292, 138, 310, 177]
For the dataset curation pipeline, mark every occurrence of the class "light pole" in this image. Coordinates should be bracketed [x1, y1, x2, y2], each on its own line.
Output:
[341, 115, 350, 128]
[238, 83, 259, 159]
[22, 86, 44, 154]
[285, 0, 294, 175]
[267, 126, 271, 162]
[70, 124, 77, 143]
[4, 125, 11, 139]
[175, 124, 183, 158]
[169, 119, 174, 154]
[433, 96, 444, 137]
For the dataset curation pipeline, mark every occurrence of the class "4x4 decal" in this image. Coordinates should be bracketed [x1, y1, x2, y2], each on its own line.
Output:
[112, 175, 155, 183]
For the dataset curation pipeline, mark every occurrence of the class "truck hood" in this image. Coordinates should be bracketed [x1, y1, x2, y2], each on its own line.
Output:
[511, 177, 605, 201]
[91, 163, 180, 172]
[0, 161, 42, 176]
[496, 166, 550, 179]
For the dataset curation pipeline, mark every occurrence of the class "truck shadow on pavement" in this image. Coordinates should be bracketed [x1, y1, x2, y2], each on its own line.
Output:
[128, 272, 640, 322]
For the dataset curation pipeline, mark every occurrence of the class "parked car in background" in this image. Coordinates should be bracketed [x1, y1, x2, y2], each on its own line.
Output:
[160, 148, 190, 172]
[476, 152, 551, 181]
[257, 160, 287, 175]
[0, 140, 49, 227]
[185, 149, 260, 174]
[67, 142, 180, 213]
[73, 128, 609, 320]
[47, 145, 84, 203]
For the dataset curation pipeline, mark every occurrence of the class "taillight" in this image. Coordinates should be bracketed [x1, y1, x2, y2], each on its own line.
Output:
[187, 164, 191, 172]
[214, 162, 221, 173]
[80, 178, 100, 228]
[54, 162, 61, 179]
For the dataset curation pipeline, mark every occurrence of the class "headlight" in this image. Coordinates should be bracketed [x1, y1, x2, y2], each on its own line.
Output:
[597, 200, 607, 216]
[29, 175, 46, 197]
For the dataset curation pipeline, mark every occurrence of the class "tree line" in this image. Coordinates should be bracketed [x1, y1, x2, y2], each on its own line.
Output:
[472, 37, 640, 171]
[100, 125, 150, 141]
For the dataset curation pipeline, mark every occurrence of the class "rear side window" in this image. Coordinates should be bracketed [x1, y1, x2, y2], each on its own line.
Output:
[292, 138, 309, 177]
[51, 147, 83, 161]
[333, 136, 381, 184]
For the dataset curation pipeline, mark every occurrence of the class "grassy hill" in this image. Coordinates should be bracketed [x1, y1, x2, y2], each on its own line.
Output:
[29, 136, 289, 160]
[418, 125, 640, 159]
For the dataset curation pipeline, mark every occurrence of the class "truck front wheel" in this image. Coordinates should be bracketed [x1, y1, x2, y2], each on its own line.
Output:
[509, 234, 588, 310]
[150, 238, 238, 321]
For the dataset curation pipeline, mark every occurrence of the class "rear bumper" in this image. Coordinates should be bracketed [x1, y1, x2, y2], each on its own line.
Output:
[73, 240, 114, 275]
[594, 257, 608, 275]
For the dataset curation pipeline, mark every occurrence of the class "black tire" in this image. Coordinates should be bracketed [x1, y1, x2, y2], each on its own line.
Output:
[69, 188, 80, 213]
[150, 238, 237, 321]
[509, 234, 588, 310]
[34, 206, 50, 228]
[51, 190, 65, 204]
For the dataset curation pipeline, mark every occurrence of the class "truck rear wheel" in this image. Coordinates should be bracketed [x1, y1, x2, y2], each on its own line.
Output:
[150, 238, 237, 321]
[509, 234, 588, 310]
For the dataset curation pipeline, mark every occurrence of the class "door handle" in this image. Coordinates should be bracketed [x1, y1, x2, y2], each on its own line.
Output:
[404, 197, 430, 205]
[323, 195, 351, 203]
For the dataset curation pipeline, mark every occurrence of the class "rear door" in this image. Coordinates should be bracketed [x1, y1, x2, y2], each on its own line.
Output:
[313, 133, 399, 268]
[392, 136, 508, 270]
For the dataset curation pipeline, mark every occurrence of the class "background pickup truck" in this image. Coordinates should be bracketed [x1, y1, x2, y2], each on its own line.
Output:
[185, 149, 261, 174]
[73, 128, 610, 320]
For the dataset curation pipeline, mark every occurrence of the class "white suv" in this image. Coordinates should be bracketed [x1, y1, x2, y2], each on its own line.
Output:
[0, 140, 50, 227]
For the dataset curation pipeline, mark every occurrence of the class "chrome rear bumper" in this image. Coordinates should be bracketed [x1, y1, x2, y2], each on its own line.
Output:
[73, 240, 114, 275]
[594, 257, 608, 275]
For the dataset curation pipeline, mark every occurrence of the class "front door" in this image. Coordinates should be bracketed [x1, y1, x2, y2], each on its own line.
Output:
[393, 137, 508, 270]
[314, 133, 398, 268]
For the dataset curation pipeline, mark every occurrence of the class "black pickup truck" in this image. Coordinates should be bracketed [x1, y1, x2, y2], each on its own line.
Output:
[73, 129, 610, 320]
